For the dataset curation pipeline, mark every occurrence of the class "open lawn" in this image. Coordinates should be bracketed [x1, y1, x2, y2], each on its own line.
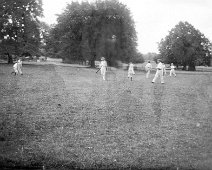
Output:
[0, 63, 212, 170]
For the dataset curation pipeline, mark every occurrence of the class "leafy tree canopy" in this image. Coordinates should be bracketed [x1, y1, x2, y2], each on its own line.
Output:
[158, 21, 212, 70]
[0, 0, 43, 63]
[46, 0, 139, 67]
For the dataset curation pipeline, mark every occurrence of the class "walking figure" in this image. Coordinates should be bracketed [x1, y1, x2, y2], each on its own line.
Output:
[11, 60, 18, 75]
[17, 58, 23, 75]
[170, 63, 176, 77]
[100, 57, 107, 80]
[145, 61, 152, 78]
[128, 62, 135, 81]
[152, 59, 165, 84]
[11, 58, 23, 75]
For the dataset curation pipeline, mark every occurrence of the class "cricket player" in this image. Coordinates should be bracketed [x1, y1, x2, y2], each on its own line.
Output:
[170, 63, 176, 77]
[17, 58, 23, 75]
[152, 59, 165, 84]
[145, 61, 152, 78]
[128, 62, 135, 81]
[100, 57, 107, 80]
[11, 61, 18, 75]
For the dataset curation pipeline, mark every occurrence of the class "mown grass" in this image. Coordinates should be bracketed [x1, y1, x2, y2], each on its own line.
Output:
[0, 63, 212, 170]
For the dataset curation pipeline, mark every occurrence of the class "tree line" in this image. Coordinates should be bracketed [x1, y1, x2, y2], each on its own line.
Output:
[158, 21, 212, 71]
[0, 0, 211, 70]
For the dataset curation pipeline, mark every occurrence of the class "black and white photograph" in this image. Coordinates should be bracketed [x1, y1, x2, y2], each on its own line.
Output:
[0, 0, 212, 169]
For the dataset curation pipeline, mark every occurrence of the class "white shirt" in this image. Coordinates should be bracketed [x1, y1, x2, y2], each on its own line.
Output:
[13, 63, 18, 69]
[156, 62, 163, 69]
[100, 60, 107, 67]
[170, 65, 175, 69]
[145, 63, 152, 70]
[17, 59, 22, 68]
[129, 63, 134, 69]
[128, 63, 135, 74]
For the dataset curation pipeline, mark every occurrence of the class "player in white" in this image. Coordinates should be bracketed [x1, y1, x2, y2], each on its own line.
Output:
[170, 63, 176, 77]
[17, 58, 23, 75]
[128, 62, 135, 81]
[145, 61, 152, 78]
[11, 61, 18, 75]
[152, 59, 165, 84]
[162, 62, 167, 76]
[100, 57, 107, 80]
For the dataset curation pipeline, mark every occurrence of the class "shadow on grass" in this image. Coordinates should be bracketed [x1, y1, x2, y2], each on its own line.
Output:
[0, 159, 197, 170]
[0, 152, 198, 170]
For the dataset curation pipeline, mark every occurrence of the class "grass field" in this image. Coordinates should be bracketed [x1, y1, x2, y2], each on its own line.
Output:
[0, 63, 212, 170]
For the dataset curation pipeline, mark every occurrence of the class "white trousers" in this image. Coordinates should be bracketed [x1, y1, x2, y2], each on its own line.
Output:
[17, 66, 22, 74]
[152, 70, 164, 83]
[101, 67, 106, 80]
[170, 69, 176, 76]
[146, 69, 150, 78]
[13, 67, 18, 74]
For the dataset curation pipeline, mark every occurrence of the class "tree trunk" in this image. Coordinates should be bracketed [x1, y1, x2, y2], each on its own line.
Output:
[7, 53, 13, 64]
[90, 60, 95, 67]
[188, 63, 196, 71]
[90, 54, 96, 68]
[182, 63, 186, 70]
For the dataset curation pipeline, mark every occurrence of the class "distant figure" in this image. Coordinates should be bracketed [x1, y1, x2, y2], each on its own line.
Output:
[100, 57, 107, 80]
[145, 61, 152, 78]
[11, 60, 18, 75]
[17, 58, 23, 75]
[128, 62, 135, 81]
[170, 63, 176, 77]
[152, 59, 165, 84]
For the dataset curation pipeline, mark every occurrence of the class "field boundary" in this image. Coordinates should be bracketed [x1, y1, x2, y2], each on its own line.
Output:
[1, 59, 212, 74]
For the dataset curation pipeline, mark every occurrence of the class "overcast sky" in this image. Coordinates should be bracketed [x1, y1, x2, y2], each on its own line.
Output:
[42, 0, 212, 54]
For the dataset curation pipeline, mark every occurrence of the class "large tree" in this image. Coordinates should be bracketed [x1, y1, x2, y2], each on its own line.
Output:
[0, 0, 43, 63]
[158, 21, 212, 70]
[47, 0, 138, 67]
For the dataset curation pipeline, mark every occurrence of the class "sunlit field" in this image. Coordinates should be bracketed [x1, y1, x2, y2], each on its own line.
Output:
[0, 63, 212, 170]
